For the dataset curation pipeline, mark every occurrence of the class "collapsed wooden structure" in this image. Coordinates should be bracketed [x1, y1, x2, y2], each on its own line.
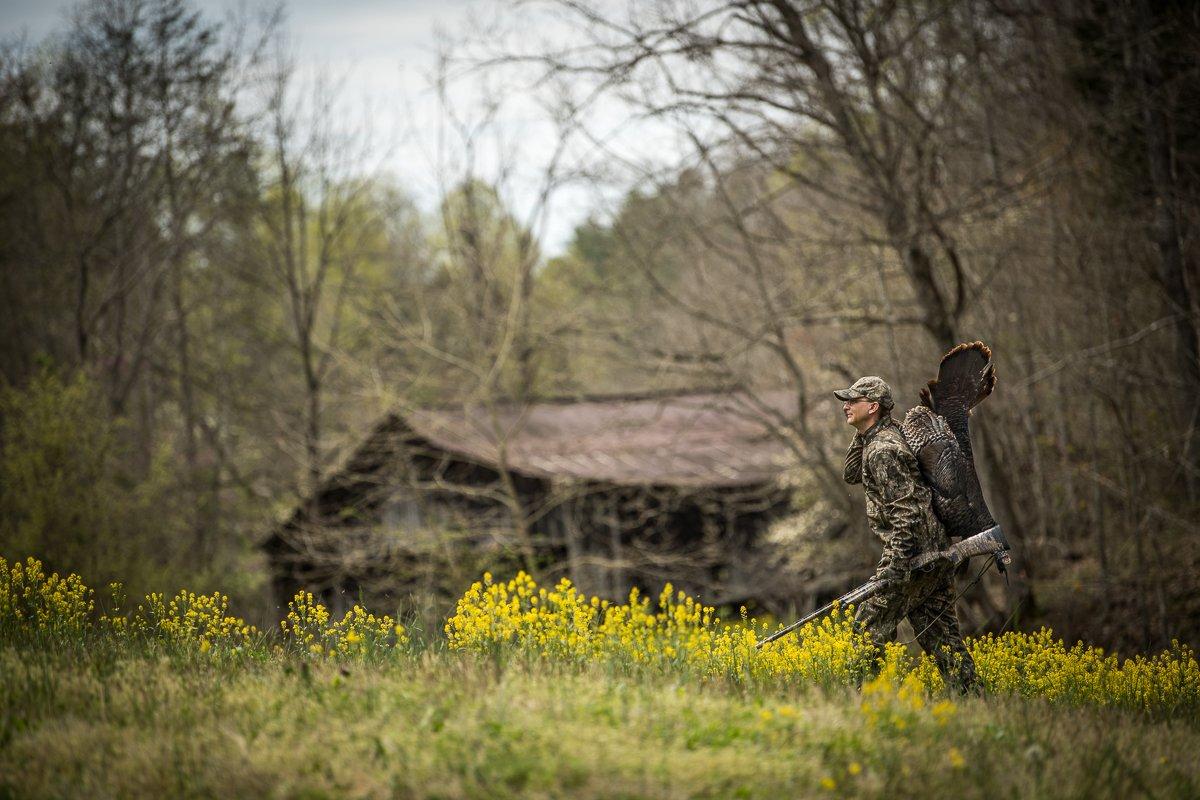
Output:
[262, 389, 800, 613]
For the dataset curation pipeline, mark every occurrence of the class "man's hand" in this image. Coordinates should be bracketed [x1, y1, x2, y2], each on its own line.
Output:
[874, 561, 910, 590]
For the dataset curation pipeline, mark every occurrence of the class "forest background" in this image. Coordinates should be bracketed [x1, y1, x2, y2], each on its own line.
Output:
[1, 0, 1198, 652]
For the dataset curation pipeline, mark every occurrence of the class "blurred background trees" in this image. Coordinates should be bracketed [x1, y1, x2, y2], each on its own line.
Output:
[0, 0, 1197, 648]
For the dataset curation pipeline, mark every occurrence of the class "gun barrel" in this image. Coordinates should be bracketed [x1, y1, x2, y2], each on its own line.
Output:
[754, 579, 881, 649]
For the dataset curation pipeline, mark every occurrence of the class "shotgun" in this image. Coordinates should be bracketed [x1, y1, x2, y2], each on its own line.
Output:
[754, 525, 1011, 649]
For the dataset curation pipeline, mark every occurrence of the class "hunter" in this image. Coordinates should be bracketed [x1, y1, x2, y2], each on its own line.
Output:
[837, 376, 979, 693]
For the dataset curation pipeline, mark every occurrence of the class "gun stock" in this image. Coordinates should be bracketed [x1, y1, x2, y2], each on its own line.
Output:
[911, 524, 1011, 570]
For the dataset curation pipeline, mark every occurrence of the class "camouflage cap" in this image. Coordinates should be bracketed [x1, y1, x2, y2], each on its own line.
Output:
[833, 376, 894, 412]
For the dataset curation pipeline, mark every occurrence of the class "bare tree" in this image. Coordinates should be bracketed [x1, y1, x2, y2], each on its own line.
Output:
[255, 46, 385, 496]
[468, 0, 1057, 622]
[335, 50, 577, 571]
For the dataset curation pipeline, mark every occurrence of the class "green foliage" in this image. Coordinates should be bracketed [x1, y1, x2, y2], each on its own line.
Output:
[0, 369, 185, 592]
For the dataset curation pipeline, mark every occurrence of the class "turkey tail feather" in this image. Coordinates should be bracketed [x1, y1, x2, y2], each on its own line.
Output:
[920, 341, 996, 415]
[909, 340, 999, 540]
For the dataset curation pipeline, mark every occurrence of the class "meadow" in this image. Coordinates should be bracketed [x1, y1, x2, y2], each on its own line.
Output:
[2, 557, 1198, 799]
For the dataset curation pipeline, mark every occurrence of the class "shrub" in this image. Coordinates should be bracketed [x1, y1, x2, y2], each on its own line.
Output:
[135, 589, 258, 653]
[281, 591, 409, 658]
[0, 369, 185, 592]
[446, 570, 1200, 716]
[0, 555, 93, 640]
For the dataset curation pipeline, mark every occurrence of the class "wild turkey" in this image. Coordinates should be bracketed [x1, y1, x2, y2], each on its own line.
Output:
[900, 341, 998, 542]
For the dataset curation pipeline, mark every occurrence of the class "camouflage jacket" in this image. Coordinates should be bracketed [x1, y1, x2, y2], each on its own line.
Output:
[844, 416, 948, 572]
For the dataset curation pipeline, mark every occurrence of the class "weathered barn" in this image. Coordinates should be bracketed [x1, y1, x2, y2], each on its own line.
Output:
[262, 388, 801, 613]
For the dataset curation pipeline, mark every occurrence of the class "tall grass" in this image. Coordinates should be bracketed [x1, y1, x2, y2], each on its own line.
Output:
[2, 555, 1199, 798]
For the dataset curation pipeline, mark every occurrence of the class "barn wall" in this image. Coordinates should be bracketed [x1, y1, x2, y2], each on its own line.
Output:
[266, 442, 792, 614]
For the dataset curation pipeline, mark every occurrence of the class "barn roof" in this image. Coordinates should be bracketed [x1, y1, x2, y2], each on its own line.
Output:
[399, 388, 798, 488]
[263, 388, 803, 551]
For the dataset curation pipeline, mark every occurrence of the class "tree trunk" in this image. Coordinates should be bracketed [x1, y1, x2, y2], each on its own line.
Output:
[304, 366, 322, 495]
[1133, 0, 1200, 490]
[171, 247, 206, 557]
[891, 232, 1036, 626]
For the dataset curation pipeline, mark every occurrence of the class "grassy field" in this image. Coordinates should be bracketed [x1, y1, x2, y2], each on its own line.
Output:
[2, 643, 1199, 799]
[2, 558, 1199, 799]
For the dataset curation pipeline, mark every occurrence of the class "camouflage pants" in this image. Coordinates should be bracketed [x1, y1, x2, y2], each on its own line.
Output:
[854, 563, 978, 693]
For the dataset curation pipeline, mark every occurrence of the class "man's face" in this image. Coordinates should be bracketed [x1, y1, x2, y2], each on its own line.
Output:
[843, 396, 879, 430]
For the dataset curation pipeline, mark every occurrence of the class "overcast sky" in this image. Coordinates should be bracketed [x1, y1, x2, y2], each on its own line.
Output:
[0, 0, 636, 255]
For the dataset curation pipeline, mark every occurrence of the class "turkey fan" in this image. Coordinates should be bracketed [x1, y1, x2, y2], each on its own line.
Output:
[900, 341, 998, 543]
